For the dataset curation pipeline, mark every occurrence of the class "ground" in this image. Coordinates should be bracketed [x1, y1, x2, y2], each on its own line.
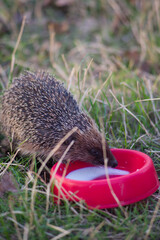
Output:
[0, 0, 160, 239]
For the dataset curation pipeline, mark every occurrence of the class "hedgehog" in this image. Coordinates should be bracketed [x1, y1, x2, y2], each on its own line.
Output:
[0, 71, 117, 169]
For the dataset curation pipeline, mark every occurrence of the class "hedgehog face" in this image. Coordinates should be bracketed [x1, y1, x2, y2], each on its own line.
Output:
[87, 145, 118, 167]
[54, 128, 118, 168]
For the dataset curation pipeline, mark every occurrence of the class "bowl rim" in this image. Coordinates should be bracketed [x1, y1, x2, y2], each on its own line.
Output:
[51, 148, 154, 184]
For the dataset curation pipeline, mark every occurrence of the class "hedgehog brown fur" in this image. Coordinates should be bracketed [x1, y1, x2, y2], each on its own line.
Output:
[1, 71, 117, 168]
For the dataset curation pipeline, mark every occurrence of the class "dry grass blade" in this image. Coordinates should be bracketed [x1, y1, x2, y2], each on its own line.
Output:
[9, 197, 23, 240]
[46, 140, 74, 214]
[67, 67, 75, 91]
[51, 232, 70, 240]
[135, 98, 160, 102]
[23, 187, 55, 197]
[144, 197, 160, 240]
[100, 119, 128, 218]
[61, 54, 69, 73]
[39, 127, 78, 177]
[52, 62, 68, 81]
[0, 149, 20, 176]
[23, 223, 29, 240]
[10, 15, 26, 80]
[154, 0, 160, 31]
[79, 88, 92, 108]
[55, 158, 71, 206]
[130, 134, 147, 149]
[89, 220, 105, 239]
[49, 24, 68, 81]
[81, 58, 93, 91]
[27, 170, 47, 185]
[121, 96, 128, 138]
[47, 223, 71, 240]
[49, 23, 56, 65]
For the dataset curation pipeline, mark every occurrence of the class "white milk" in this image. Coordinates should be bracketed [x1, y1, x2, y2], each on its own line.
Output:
[65, 166, 129, 181]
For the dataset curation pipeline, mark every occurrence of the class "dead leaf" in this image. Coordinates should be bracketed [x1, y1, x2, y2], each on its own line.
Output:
[123, 50, 140, 63]
[48, 21, 69, 33]
[0, 172, 18, 197]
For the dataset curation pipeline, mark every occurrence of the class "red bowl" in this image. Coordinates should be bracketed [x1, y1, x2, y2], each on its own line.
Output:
[50, 149, 159, 209]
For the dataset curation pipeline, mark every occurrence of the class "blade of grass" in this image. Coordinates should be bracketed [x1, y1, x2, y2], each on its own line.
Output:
[9, 15, 26, 84]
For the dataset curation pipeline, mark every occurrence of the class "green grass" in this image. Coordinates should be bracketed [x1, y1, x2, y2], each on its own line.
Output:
[0, 0, 160, 239]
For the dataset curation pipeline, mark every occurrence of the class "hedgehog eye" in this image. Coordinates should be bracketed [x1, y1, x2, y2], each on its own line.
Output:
[90, 148, 100, 157]
[63, 135, 76, 145]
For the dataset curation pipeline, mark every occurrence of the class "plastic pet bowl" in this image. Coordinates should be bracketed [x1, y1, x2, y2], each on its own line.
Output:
[50, 149, 159, 209]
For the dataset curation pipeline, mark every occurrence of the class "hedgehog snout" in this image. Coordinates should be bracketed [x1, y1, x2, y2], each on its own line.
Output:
[97, 150, 118, 167]
[107, 153, 118, 168]
[97, 156, 118, 168]
[108, 157, 118, 168]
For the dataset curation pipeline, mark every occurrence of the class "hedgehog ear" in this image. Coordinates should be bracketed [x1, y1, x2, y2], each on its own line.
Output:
[63, 133, 77, 145]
